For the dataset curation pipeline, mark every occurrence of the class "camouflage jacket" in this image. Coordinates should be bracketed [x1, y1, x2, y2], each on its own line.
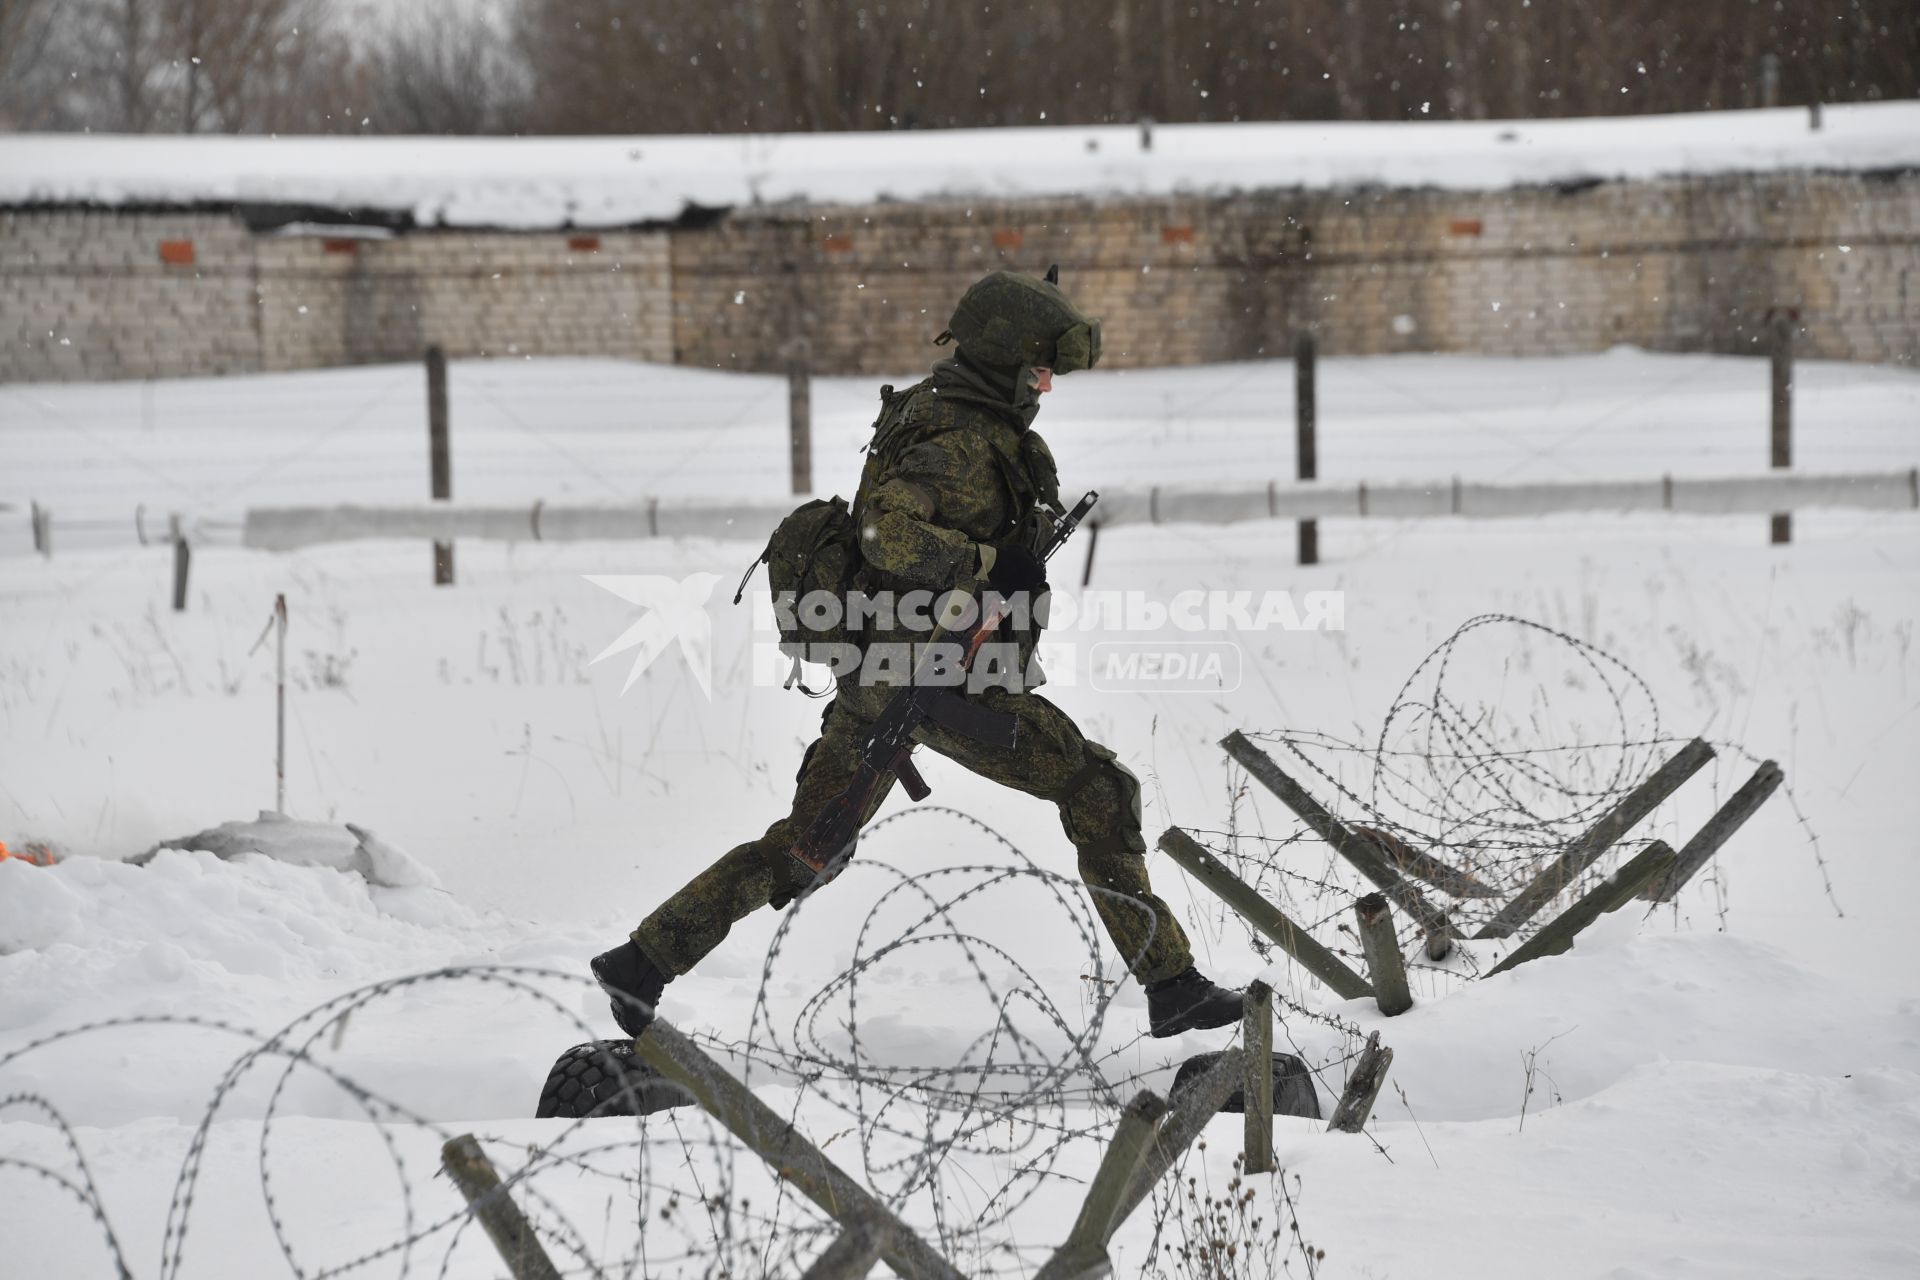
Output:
[851, 356, 1062, 592]
[847, 357, 1063, 675]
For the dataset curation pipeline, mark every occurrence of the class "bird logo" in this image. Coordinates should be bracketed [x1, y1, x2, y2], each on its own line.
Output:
[584, 572, 723, 698]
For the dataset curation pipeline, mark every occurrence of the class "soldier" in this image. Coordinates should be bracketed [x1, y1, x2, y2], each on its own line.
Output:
[593, 268, 1243, 1039]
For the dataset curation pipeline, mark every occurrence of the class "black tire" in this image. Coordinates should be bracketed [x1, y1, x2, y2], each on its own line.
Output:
[1170, 1051, 1322, 1120]
[535, 1040, 693, 1119]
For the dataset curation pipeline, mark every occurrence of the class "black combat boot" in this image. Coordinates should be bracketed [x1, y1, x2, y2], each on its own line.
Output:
[591, 940, 670, 1038]
[1145, 968, 1245, 1038]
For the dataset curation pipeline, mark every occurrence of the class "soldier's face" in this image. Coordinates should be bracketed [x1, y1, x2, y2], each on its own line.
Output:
[1027, 367, 1055, 394]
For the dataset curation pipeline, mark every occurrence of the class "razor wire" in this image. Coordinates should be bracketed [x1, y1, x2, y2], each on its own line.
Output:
[1190, 613, 1830, 974]
[0, 612, 1815, 1278]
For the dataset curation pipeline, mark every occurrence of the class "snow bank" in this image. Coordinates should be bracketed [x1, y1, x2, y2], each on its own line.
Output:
[3, 103, 1916, 227]
[135, 811, 439, 888]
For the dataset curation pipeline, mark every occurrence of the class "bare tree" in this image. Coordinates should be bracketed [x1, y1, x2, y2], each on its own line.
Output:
[161, 0, 340, 132]
[0, 0, 64, 127]
[363, 7, 526, 134]
[9, 0, 1918, 134]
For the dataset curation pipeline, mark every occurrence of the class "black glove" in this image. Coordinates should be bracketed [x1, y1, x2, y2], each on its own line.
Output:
[985, 543, 1048, 596]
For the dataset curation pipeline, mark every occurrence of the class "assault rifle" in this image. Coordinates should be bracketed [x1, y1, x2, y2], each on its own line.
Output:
[789, 490, 1099, 877]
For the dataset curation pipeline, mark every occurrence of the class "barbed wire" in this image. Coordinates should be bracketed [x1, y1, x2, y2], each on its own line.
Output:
[1194, 613, 1831, 976]
[0, 831, 1344, 1278]
[5, 611, 1816, 1277]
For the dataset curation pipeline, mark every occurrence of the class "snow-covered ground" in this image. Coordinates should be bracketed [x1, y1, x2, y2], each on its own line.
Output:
[2, 353, 1918, 1277]
[4, 102, 1916, 228]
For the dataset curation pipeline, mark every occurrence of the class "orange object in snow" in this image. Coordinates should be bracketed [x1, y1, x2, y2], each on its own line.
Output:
[0, 840, 57, 867]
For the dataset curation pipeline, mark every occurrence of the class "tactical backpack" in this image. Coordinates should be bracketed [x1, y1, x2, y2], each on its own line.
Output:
[733, 495, 860, 657]
[732, 383, 924, 685]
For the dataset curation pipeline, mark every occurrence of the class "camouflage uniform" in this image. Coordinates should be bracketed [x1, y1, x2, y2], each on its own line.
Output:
[629, 274, 1197, 986]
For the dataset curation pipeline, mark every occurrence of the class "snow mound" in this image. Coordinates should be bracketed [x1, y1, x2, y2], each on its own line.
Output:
[1289, 930, 1920, 1125]
[136, 811, 439, 889]
[0, 848, 466, 982]
[0, 851, 600, 1126]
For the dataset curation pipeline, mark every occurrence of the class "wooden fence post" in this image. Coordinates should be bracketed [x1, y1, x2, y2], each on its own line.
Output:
[1242, 980, 1275, 1174]
[170, 514, 190, 612]
[1476, 737, 1712, 939]
[1326, 1032, 1393, 1134]
[1221, 732, 1454, 956]
[1770, 312, 1793, 545]
[1035, 1091, 1169, 1280]
[427, 345, 454, 585]
[1645, 761, 1784, 902]
[440, 1134, 563, 1280]
[1294, 331, 1318, 566]
[1157, 827, 1373, 1001]
[30, 501, 50, 558]
[1485, 842, 1676, 978]
[1353, 894, 1413, 1016]
[788, 337, 813, 495]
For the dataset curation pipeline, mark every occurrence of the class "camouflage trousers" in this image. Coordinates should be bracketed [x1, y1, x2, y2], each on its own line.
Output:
[630, 682, 1194, 985]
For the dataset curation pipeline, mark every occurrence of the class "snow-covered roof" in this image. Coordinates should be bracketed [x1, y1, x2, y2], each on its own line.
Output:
[3, 102, 1917, 229]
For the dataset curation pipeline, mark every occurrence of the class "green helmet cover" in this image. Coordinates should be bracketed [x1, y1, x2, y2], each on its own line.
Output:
[944, 270, 1103, 374]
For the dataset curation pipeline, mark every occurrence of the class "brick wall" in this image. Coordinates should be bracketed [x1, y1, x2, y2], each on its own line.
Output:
[0, 213, 672, 382]
[1, 210, 259, 381]
[3, 170, 1914, 383]
[671, 173, 1920, 373]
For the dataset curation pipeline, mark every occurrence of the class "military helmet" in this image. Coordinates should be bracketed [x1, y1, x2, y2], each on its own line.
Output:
[940, 268, 1102, 375]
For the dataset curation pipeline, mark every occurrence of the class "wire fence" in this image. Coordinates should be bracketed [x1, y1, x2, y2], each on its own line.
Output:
[1191, 614, 1831, 983]
[0, 615, 1823, 1278]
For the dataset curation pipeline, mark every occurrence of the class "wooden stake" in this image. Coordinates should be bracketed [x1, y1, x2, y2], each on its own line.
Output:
[1353, 894, 1413, 1017]
[1109, 1048, 1247, 1242]
[1035, 1091, 1169, 1280]
[1157, 827, 1373, 1001]
[1485, 842, 1677, 978]
[1645, 761, 1783, 902]
[170, 514, 189, 612]
[633, 1019, 964, 1280]
[1476, 737, 1712, 939]
[1222, 732, 1454, 955]
[440, 1134, 563, 1280]
[427, 345, 454, 585]
[1327, 1032, 1393, 1134]
[1242, 980, 1275, 1174]
[1352, 825, 1500, 899]
[801, 1218, 888, 1280]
